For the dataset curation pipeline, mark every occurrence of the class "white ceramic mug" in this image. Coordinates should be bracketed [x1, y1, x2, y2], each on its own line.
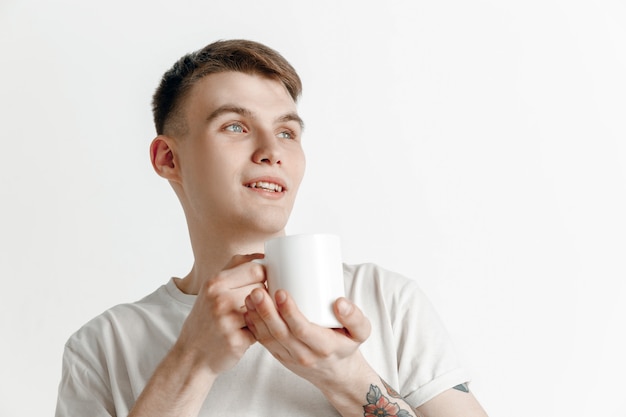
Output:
[262, 233, 345, 328]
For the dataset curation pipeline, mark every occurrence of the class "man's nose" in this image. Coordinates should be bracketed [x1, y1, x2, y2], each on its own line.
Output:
[251, 130, 281, 165]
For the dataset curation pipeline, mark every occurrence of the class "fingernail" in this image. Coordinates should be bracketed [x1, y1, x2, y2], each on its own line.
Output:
[275, 290, 287, 305]
[337, 298, 353, 316]
[251, 290, 263, 304]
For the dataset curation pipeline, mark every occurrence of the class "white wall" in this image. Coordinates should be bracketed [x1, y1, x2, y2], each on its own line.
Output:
[1, 0, 625, 415]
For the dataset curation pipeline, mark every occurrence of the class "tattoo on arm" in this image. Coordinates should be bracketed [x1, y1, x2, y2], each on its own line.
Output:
[363, 378, 469, 416]
[453, 383, 470, 393]
[363, 379, 415, 417]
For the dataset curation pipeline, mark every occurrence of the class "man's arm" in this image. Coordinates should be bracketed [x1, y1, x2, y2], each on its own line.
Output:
[244, 287, 416, 417]
[244, 288, 488, 417]
[129, 255, 266, 417]
[356, 379, 488, 417]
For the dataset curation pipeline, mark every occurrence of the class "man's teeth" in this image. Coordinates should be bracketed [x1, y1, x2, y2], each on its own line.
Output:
[247, 182, 283, 192]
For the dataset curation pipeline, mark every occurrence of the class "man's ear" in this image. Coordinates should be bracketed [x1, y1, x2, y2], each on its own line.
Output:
[150, 135, 180, 182]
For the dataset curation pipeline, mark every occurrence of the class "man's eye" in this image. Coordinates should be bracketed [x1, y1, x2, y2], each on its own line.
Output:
[225, 123, 245, 133]
[277, 130, 294, 139]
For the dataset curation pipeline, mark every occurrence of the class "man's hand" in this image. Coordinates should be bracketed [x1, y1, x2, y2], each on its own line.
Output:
[174, 254, 267, 375]
[243, 287, 372, 388]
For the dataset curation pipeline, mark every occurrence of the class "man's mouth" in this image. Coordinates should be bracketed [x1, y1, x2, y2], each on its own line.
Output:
[246, 181, 284, 193]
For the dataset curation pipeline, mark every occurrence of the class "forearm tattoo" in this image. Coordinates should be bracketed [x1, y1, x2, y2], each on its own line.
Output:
[363, 378, 415, 417]
[362, 379, 470, 416]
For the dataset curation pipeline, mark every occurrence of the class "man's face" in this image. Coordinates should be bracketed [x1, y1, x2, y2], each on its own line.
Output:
[172, 71, 306, 237]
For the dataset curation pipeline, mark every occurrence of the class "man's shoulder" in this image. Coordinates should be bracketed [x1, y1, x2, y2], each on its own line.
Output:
[342, 262, 432, 318]
[343, 262, 421, 291]
[64, 280, 183, 353]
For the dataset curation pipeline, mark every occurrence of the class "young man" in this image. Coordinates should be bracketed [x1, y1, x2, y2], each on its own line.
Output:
[56, 39, 488, 417]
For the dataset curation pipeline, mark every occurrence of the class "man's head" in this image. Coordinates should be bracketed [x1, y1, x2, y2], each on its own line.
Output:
[149, 40, 306, 243]
[152, 39, 302, 137]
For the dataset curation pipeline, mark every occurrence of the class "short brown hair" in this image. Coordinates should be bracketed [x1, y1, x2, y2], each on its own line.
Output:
[152, 39, 302, 135]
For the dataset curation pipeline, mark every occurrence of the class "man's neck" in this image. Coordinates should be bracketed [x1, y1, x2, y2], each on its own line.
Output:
[176, 229, 283, 295]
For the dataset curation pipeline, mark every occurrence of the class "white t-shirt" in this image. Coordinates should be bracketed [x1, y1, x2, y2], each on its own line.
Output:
[56, 263, 470, 416]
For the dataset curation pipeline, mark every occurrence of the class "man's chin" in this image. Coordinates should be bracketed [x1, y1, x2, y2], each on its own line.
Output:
[237, 214, 290, 238]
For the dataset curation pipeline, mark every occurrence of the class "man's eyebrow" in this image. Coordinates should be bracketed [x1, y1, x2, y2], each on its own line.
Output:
[278, 112, 305, 130]
[206, 105, 253, 123]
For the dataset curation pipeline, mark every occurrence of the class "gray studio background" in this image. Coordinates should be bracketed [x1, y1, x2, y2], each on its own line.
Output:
[1, 0, 625, 415]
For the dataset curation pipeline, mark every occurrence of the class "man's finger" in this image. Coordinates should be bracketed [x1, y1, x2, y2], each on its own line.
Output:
[333, 298, 371, 343]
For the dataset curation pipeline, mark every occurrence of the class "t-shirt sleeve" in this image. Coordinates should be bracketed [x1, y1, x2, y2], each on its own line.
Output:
[55, 340, 116, 417]
[393, 277, 471, 407]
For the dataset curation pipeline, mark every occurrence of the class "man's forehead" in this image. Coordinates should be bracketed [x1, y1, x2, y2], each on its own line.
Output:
[187, 72, 301, 123]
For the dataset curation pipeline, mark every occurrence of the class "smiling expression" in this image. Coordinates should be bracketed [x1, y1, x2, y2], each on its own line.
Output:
[169, 71, 306, 237]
